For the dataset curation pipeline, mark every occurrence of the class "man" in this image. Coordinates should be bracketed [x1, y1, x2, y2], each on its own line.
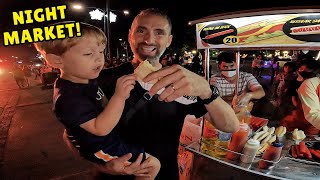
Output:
[210, 51, 265, 107]
[95, 8, 239, 179]
[251, 53, 264, 78]
[298, 77, 320, 131]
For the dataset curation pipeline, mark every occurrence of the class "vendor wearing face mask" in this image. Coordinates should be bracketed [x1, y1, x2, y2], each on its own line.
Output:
[210, 51, 265, 107]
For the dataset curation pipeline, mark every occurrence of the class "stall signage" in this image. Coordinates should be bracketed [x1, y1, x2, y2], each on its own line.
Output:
[196, 13, 320, 49]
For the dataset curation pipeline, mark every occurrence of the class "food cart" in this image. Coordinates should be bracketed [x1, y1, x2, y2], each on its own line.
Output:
[185, 7, 320, 180]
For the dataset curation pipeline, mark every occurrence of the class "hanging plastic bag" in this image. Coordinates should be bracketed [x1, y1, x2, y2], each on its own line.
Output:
[178, 115, 203, 180]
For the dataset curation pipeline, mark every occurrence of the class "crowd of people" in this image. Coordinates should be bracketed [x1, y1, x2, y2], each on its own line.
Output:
[30, 6, 320, 180]
[271, 57, 320, 134]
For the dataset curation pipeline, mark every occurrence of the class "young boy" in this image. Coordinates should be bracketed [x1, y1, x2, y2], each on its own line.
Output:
[34, 22, 160, 179]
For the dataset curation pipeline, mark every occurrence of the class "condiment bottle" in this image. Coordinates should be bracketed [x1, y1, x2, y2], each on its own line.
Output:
[226, 122, 250, 161]
[240, 138, 260, 163]
[259, 142, 284, 169]
[214, 130, 232, 157]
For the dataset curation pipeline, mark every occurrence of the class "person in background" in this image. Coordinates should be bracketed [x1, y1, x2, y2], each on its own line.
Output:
[210, 51, 265, 107]
[22, 65, 32, 86]
[12, 64, 27, 88]
[270, 55, 279, 85]
[160, 54, 168, 67]
[298, 76, 320, 131]
[272, 62, 297, 106]
[251, 53, 265, 78]
[191, 51, 203, 76]
[96, 8, 239, 179]
[279, 59, 320, 135]
[34, 67, 41, 80]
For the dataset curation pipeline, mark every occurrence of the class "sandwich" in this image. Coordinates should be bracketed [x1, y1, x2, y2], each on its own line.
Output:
[134, 60, 160, 84]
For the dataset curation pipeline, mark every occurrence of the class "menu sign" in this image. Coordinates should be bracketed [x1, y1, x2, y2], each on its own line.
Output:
[196, 13, 320, 49]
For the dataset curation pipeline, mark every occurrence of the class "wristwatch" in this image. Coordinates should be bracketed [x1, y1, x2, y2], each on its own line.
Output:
[198, 85, 220, 105]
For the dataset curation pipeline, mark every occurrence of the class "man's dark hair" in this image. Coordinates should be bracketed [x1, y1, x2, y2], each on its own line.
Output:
[133, 8, 172, 33]
[283, 62, 297, 73]
[217, 51, 235, 65]
[298, 58, 320, 74]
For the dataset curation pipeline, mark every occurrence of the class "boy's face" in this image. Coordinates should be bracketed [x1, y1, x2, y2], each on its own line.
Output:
[129, 14, 172, 63]
[60, 36, 105, 83]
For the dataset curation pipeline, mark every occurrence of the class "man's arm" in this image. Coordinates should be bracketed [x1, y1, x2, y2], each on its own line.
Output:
[298, 78, 320, 130]
[144, 65, 239, 133]
[245, 86, 265, 100]
[237, 73, 265, 105]
[203, 97, 239, 133]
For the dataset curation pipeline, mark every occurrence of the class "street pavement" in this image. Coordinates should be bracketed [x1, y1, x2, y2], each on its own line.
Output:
[0, 72, 93, 180]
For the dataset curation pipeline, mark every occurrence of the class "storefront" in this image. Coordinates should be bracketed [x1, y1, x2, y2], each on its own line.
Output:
[184, 7, 320, 180]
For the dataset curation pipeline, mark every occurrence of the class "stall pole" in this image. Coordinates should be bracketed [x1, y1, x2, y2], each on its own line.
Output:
[235, 51, 240, 96]
[204, 48, 210, 81]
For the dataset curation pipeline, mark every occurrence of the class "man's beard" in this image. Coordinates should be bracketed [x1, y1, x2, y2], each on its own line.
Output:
[136, 44, 165, 63]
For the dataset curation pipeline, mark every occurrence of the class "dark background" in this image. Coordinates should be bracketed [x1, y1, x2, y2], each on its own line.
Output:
[0, 0, 319, 60]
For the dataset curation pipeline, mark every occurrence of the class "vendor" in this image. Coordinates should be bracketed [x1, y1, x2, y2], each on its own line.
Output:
[210, 51, 265, 107]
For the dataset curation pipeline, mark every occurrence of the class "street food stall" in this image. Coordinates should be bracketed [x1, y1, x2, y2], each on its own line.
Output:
[185, 7, 320, 180]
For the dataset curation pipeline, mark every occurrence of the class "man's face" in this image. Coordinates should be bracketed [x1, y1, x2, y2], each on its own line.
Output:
[298, 65, 310, 73]
[128, 14, 173, 63]
[219, 61, 237, 78]
[59, 37, 105, 83]
[219, 61, 236, 71]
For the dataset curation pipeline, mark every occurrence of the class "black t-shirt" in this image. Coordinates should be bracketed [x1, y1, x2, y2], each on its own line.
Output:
[98, 62, 207, 179]
[287, 79, 303, 98]
[53, 78, 122, 162]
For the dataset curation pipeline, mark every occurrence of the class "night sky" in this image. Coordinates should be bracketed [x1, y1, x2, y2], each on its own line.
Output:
[0, 0, 319, 60]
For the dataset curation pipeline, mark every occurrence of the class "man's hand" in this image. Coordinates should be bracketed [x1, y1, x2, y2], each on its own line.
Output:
[93, 153, 151, 177]
[236, 92, 252, 106]
[143, 65, 211, 102]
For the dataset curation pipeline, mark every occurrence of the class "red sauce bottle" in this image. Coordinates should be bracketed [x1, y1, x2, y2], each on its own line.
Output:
[226, 123, 249, 161]
[259, 142, 284, 169]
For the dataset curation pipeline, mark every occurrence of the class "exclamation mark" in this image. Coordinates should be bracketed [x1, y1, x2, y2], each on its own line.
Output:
[76, 22, 81, 37]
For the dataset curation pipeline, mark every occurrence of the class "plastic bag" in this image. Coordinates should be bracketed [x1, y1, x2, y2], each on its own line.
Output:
[178, 115, 203, 180]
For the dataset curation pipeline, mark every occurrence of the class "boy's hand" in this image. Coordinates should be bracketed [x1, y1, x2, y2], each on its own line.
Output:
[114, 74, 136, 100]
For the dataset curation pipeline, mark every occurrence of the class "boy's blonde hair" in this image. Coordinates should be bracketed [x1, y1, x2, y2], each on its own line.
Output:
[34, 22, 106, 56]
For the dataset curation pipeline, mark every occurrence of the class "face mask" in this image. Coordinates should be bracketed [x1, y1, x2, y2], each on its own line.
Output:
[221, 70, 236, 77]
[298, 71, 314, 79]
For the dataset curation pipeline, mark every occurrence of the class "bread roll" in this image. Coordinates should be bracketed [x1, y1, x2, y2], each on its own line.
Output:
[134, 60, 159, 84]
[292, 128, 306, 140]
[275, 126, 285, 137]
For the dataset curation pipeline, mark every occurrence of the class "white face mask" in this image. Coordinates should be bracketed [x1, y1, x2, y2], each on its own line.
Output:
[221, 70, 236, 77]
